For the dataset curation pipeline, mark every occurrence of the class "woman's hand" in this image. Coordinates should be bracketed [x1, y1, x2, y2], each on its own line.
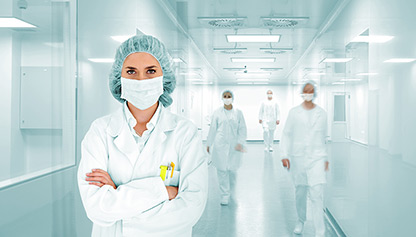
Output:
[235, 143, 244, 152]
[325, 161, 329, 171]
[282, 159, 290, 170]
[86, 169, 117, 189]
[206, 146, 210, 154]
[166, 186, 178, 200]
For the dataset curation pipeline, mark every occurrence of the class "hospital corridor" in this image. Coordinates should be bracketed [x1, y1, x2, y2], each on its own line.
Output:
[1, 0, 416, 236]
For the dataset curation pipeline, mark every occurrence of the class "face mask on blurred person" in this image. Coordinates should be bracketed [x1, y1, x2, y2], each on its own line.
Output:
[121, 76, 163, 110]
[301, 93, 314, 102]
[267, 94, 273, 99]
[223, 98, 233, 105]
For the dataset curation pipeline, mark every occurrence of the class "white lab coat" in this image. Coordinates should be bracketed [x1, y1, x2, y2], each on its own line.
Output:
[259, 100, 280, 130]
[206, 107, 247, 171]
[77, 105, 208, 237]
[280, 105, 328, 186]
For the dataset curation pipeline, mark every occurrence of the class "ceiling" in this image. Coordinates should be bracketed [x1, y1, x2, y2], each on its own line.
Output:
[164, 0, 342, 85]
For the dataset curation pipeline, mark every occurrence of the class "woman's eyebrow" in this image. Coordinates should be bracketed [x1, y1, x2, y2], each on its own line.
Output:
[125, 66, 137, 69]
[145, 65, 158, 69]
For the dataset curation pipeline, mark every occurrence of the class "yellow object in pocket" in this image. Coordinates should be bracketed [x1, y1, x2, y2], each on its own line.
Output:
[160, 165, 168, 181]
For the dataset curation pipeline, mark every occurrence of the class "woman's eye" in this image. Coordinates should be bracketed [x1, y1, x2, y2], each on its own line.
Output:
[127, 70, 136, 75]
[147, 69, 156, 74]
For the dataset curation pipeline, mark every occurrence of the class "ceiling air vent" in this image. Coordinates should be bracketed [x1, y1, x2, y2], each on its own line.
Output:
[198, 17, 247, 28]
[260, 47, 293, 54]
[261, 17, 309, 28]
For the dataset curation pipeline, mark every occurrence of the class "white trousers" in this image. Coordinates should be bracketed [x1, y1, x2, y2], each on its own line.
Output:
[295, 184, 325, 237]
[263, 128, 275, 148]
[217, 170, 236, 200]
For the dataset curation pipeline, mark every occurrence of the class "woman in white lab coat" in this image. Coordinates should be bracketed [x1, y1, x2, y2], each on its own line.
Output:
[77, 35, 208, 237]
[280, 81, 329, 237]
[206, 90, 247, 205]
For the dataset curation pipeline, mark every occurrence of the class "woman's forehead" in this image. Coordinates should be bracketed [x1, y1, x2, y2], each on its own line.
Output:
[123, 52, 160, 67]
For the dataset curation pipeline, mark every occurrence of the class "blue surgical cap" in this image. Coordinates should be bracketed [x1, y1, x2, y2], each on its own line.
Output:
[301, 80, 318, 98]
[109, 35, 176, 107]
[222, 90, 234, 101]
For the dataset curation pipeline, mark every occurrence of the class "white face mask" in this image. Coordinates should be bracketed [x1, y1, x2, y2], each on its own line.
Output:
[120, 76, 164, 110]
[301, 93, 314, 102]
[267, 94, 273, 99]
[223, 98, 233, 105]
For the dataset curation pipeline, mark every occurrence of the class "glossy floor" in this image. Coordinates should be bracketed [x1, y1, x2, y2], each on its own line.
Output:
[193, 143, 337, 237]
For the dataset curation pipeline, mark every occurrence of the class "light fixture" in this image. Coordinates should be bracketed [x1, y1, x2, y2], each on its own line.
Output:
[321, 58, 353, 63]
[236, 79, 270, 82]
[88, 58, 115, 63]
[111, 35, 135, 43]
[231, 57, 275, 63]
[226, 34, 280, 43]
[340, 78, 361, 82]
[253, 82, 269, 85]
[261, 17, 309, 28]
[213, 48, 247, 54]
[237, 82, 253, 85]
[223, 67, 247, 71]
[173, 57, 185, 63]
[356, 72, 378, 76]
[384, 58, 416, 63]
[235, 72, 271, 77]
[192, 82, 213, 85]
[350, 35, 394, 43]
[260, 68, 283, 71]
[0, 17, 36, 28]
[260, 47, 293, 54]
[332, 82, 345, 85]
[198, 17, 247, 28]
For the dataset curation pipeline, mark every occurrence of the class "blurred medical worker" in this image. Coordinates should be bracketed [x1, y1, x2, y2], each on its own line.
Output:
[77, 35, 208, 237]
[206, 90, 247, 205]
[258, 90, 280, 152]
[280, 81, 329, 237]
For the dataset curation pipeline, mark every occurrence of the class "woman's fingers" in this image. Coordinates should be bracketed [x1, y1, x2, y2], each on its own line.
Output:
[86, 170, 111, 183]
[89, 182, 104, 187]
[86, 176, 107, 183]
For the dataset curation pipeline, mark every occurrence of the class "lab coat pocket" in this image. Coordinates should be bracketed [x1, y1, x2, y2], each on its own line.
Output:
[164, 169, 180, 187]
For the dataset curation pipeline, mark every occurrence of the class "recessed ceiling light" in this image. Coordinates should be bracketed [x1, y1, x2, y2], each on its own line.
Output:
[226, 35, 280, 43]
[332, 82, 345, 85]
[356, 72, 378, 76]
[88, 58, 115, 63]
[0, 17, 36, 28]
[223, 67, 247, 71]
[260, 68, 283, 71]
[322, 58, 353, 63]
[111, 35, 135, 43]
[237, 82, 254, 85]
[231, 57, 275, 63]
[192, 82, 213, 85]
[236, 79, 270, 81]
[253, 82, 270, 85]
[350, 35, 394, 43]
[235, 72, 271, 77]
[340, 78, 361, 82]
[384, 58, 416, 63]
[173, 57, 186, 63]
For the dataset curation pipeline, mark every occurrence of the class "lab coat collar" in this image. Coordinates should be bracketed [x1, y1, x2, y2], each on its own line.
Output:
[106, 104, 177, 165]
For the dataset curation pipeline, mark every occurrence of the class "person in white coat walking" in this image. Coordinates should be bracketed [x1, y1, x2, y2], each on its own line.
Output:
[206, 90, 247, 205]
[77, 35, 208, 237]
[280, 81, 329, 237]
[259, 90, 280, 152]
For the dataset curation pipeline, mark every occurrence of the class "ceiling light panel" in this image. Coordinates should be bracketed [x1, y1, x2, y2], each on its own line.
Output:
[322, 58, 353, 63]
[260, 68, 283, 71]
[0, 17, 36, 28]
[111, 35, 135, 43]
[231, 57, 275, 63]
[384, 58, 416, 63]
[226, 35, 280, 43]
[213, 48, 247, 54]
[88, 58, 115, 63]
[260, 47, 293, 54]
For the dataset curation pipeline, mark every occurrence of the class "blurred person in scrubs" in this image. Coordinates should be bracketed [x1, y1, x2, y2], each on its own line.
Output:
[258, 90, 280, 152]
[206, 90, 247, 205]
[280, 81, 329, 237]
[77, 35, 208, 237]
